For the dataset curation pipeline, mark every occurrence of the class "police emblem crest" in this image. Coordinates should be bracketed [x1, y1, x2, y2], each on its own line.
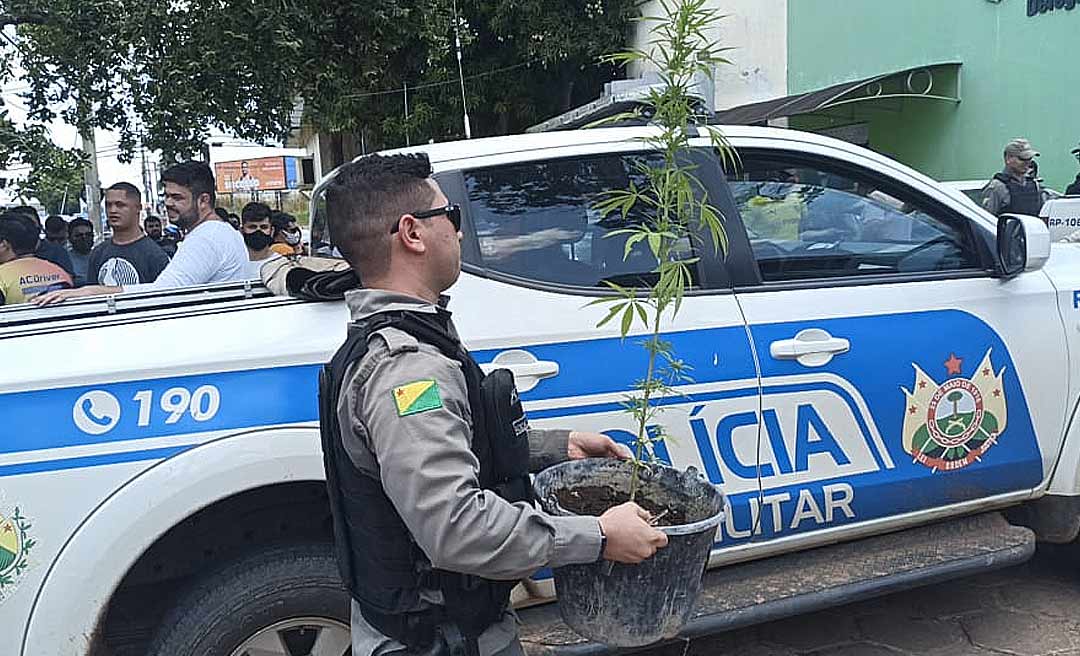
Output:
[0, 504, 34, 603]
[901, 349, 1007, 473]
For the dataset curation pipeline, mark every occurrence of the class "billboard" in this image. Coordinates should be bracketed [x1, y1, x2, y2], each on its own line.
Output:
[216, 156, 303, 193]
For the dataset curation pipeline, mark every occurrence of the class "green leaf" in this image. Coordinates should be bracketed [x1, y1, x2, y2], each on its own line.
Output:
[620, 303, 635, 336]
[596, 302, 628, 328]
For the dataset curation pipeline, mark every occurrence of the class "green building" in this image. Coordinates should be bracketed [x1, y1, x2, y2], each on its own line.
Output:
[750, 0, 1080, 191]
[621, 1, 1080, 191]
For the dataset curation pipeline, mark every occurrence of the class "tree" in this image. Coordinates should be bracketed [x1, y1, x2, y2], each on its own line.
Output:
[20, 139, 85, 214]
[7, 0, 302, 161]
[294, 0, 641, 149]
[0, 107, 85, 213]
[0, 0, 639, 166]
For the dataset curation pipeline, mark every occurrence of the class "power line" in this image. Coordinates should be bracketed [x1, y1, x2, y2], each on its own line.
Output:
[342, 57, 546, 100]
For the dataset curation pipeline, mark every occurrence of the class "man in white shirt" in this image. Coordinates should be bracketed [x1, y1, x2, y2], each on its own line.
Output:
[34, 162, 249, 306]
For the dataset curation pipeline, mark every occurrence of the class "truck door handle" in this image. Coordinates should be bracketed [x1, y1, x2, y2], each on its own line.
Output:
[479, 350, 560, 392]
[769, 329, 850, 367]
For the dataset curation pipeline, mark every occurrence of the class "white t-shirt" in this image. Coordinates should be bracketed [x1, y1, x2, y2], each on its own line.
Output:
[246, 253, 282, 281]
[124, 220, 249, 293]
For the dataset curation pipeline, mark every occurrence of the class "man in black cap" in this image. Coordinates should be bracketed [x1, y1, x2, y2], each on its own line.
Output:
[982, 138, 1045, 216]
[1067, 145, 1080, 196]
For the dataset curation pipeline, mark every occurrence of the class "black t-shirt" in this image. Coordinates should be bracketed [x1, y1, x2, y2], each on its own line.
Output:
[36, 239, 75, 277]
[88, 236, 171, 286]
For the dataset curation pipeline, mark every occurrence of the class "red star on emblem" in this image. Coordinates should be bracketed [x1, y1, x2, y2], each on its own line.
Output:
[909, 406, 918, 415]
[2, 524, 11, 533]
[993, 389, 1001, 397]
[983, 368, 991, 377]
[944, 354, 963, 376]
[918, 381, 927, 389]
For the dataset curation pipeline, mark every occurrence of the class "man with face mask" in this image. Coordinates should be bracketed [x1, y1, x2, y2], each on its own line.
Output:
[240, 201, 280, 279]
[66, 218, 95, 287]
[34, 162, 249, 306]
[144, 215, 177, 258]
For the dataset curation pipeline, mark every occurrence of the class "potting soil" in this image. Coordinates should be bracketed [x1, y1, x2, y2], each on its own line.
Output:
[555, 485, 688, 526]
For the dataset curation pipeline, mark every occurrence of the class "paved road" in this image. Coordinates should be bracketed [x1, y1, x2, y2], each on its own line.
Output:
[638, 543, 1080, 656]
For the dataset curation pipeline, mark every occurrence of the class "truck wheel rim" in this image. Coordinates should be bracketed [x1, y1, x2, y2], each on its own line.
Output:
[230, 616, 351, 656]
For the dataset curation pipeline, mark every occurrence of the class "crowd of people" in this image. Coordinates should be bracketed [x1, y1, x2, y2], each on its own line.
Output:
[0, 161, 311, 307]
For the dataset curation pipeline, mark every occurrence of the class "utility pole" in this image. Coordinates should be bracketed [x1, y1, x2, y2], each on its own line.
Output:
[452, 0, 472, 139]
[80, 130, 103, 234]
[140, 146, 153, 216]
[403, 81, 411, 147]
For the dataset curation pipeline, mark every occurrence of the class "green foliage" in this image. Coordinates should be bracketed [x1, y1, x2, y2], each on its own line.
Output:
[0, 107, 85, 213]
[1, 0, 639, 163]
[8, 0, 302, 161]
[21, 141, 85, 214]
[590, 0, 735, 501]
[289, 0, 641, 149]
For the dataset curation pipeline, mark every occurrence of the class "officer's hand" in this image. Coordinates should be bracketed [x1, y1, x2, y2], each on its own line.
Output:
[598, 502, 668, 563]
[568, 431, 632, 460]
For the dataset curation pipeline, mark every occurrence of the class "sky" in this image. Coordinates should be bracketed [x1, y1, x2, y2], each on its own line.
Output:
[1, 75, 305, 210]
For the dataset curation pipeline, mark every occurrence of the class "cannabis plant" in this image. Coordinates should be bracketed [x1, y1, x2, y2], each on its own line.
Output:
[591, 0, 737, 502]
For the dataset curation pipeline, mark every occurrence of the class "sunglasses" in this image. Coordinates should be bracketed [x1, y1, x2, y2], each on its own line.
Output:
[391, 204, 462, 234]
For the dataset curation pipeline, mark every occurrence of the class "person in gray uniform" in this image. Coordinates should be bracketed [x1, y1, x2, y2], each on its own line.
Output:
[320, 153, 668, 656]
[1067, 144, 1080, 196]
[982, 138, 1044, 216]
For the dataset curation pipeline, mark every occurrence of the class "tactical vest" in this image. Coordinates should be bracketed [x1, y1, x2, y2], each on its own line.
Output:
[993, 172, 1043, 216]
[319, 308, 533, 652]
[1066, 175, 1080, 197]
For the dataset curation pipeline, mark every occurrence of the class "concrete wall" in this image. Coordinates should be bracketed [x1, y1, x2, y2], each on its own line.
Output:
[632, 0, 788, 111]
[787, 0, 1080, 191]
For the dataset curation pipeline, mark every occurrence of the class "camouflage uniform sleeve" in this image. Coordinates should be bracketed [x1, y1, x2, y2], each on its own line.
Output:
[982, 179, 1009, 215]
[354, 329, 602, 581]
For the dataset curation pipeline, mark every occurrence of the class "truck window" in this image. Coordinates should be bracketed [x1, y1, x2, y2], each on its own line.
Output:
[726, 155, 984, 283]
[461, 152, 699, 289]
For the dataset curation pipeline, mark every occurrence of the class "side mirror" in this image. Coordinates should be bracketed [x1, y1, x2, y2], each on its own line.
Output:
[996, 213, 1050, 278]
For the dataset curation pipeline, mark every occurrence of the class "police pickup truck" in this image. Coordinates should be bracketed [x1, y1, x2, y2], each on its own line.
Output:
[3, 126, 1079, 656]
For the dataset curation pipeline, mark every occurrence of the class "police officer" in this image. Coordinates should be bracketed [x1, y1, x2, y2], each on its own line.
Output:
[1066, 144, 1080, 196]
[321, 153, 669, 656]
[982, 138, 1045, 216]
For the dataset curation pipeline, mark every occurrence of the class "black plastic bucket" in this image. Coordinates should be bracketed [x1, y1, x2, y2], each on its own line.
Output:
[533, 458, 725, 647]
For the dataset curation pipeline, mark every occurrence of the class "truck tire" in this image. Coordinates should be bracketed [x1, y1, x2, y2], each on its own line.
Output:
[147, 543, 351, 656]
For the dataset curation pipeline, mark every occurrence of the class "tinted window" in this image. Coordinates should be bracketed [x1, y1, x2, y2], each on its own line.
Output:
[728, 158, 981, 282]
[961, 188, 983, 205]
[463, 153, 700, 288]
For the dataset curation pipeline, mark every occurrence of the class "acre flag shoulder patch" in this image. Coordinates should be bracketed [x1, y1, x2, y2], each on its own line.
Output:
[393, 380, 443, 416]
